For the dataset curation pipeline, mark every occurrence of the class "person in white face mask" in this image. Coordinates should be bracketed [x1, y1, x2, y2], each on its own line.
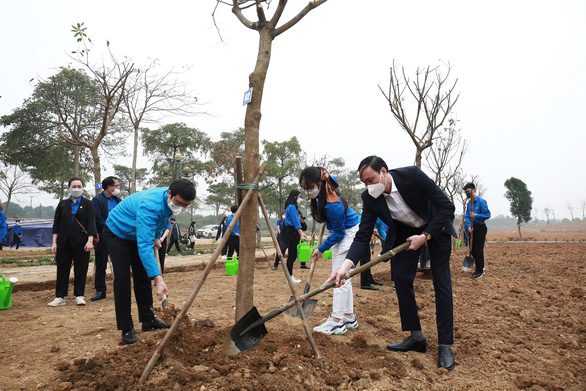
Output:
[103, 178, 195, 345]
[90, 176, 122, 301]
[327, 156, 458, 370]
[48, 177, 97, 308]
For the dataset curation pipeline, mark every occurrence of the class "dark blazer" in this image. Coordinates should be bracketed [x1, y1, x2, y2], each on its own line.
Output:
[52, 197, 97, 249]
[92, 192, 121, 234]
[346, 166, 456, 263]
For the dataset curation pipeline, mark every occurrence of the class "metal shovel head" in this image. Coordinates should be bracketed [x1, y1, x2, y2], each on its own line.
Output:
[462, 255, 475, 272]
[283, 295, 318, 319]
[225, 306, 268, 356]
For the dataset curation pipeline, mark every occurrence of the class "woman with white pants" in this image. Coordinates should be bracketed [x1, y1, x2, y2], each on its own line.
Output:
[299, 167, 361, 335]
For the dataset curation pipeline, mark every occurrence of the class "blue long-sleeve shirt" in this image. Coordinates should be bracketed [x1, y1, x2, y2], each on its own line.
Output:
[0, 211, 7, 243]
[106, 187, 172, 278]
[226, 214, 240, 235]
[12, 225, 23, 236]
[284, 204, 302, 230]
[374, 218, 388, 241]
[464, 196, 491, 232]
[317, 196, 360, 253]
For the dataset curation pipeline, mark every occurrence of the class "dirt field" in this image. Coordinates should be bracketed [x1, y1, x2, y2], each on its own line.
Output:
[1, 235, 585, 390]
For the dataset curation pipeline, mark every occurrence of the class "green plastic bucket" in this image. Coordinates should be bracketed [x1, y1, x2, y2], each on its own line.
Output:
[297, 242, 317, 263]
[323, 249, 333, 259]
[0, 275, 14, 310]
[225, 257, 239, 276]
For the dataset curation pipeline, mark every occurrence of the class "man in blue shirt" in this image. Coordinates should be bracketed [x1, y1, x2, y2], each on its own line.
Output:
[463, 183, 491, 280]
[104, 178, 196, 344]
[10, 219, 23, 249]
[91, 176, 122, 301]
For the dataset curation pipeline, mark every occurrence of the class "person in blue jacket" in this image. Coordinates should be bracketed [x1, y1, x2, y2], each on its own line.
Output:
[10, 219, 23, 249]
[463, 182, 491, 280]
[299, 167, 361, 335]
[225, 205, 240, 258]
[0, 204, 6, 250]
[283, 190, 308, 283]
[104, 178, 196, 345]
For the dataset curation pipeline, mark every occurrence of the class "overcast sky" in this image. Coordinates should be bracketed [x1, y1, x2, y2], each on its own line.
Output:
[1, 0, 585, 219]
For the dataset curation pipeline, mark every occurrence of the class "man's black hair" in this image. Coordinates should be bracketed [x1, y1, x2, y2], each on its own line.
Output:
[357, 155, 389, 175]
[169, 179, 196, 201]
[68, 177, 85, 187]
[230, 205, 238, 213]
[463, 182, 476, 191]
[170, 218, 176, 222]
[102, 176, 118, 190]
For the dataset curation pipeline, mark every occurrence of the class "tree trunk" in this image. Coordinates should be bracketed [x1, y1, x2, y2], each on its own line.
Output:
[5, 190, 13, 215]
[235, 27, 273, 322]
[517, 224, 522, 239]
[91, 147, 102, 194]
[131, 124, 139, 193]
[73, 145, 81, 177]
[278, 179, 283, 213]
[414, 147, 423, 168]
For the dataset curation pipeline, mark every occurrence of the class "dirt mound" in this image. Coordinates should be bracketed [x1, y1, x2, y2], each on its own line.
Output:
[55, 309, 407, 391]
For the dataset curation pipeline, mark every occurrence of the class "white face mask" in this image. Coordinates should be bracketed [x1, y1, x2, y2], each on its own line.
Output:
[308, 186, 320, 199]
[367, 172, 385, 199]
[70, 188, 83, 198]
[112, 188, 121, 196]
[168, 200, 185, 216]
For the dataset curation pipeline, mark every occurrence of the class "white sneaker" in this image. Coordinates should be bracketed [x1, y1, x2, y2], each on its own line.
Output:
[48, 297, 66, 307]
[290, 276, 301, 284]
[313, 316, 347, 335]
[74, 296, 86, 306]
[221, 255, 227, 260]
[342, 314, 359, 330]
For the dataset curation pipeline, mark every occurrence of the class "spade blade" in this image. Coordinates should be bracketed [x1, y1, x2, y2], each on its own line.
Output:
[225, 306, 268, 356]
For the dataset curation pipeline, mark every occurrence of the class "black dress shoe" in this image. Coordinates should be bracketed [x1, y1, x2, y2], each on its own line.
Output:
[372, 280, 384, 286]
[387, 336, 427, 353]
[142, 317, 170, 332]
[300, 265, 310, 269]
[90, 291, 106, 301]
[360, 284, 380, 291]
[438, 345, 455, 370]
[121, 329, 137, 345]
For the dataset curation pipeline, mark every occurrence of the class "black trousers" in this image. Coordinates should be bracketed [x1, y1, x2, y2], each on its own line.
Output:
[167, 237, 181, 254]
[471, 223, 487, 273]
[285, 228, 300, 275]
[10, 235, 22, 249]
[55, 241, 90, 298]
[360, 246, 376, 286]
[273, 235, 288, 268]
[158, 237, 167, 274]
[391, 223, 454, 345]
[104, 228, 155, 332]
[227, 235, 240, 258]
[93, 235, 109, 293]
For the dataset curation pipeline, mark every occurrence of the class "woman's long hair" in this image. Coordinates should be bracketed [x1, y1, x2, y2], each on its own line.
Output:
[284, 190, 301, 211]
[299, 167, 347, 224]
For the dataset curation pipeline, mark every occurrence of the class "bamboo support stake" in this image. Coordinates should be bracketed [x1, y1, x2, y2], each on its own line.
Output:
[257, 193, 321, 359]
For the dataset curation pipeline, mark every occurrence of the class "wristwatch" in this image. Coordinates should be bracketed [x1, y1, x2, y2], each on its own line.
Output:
[422, 231, 432, 241]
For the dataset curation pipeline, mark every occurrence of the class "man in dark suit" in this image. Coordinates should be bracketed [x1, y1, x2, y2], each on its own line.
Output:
[329, 156, 457, 370]
[91, 176, 122, 301]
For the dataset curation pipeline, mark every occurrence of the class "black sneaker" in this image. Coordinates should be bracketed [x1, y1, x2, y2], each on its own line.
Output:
[472, 270, 485, 280]
[142, 317, 170, 332]
[121, 329, 137, 344]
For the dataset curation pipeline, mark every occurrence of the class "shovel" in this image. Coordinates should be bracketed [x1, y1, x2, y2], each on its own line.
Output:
[226, 241, 411, 355]
[285, 224, 326, 318]
[462, 196, 475, 272]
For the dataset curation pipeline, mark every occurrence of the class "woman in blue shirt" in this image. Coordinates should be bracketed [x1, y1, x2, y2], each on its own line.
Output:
[283, 190, 307, 283]
[0, 205, 7, 250]
[299, 167, 360, 335]
[272, 210, 288, 270]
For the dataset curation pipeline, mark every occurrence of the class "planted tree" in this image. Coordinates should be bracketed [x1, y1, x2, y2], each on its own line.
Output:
[113, 164, 148, 194]
[504, 177, 533, 239]
[0, 164, 36, 214]
[216, 0, 330, 320]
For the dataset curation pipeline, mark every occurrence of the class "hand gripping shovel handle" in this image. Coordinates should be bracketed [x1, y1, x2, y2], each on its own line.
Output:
[239, 241, 411, 337]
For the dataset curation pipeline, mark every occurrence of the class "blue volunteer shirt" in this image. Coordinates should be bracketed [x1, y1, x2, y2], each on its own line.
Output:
[464, 196, 491, 232]
[105, 193, 119, 212]
[374, 218, 388, 241]
[226, 214, 240, 236]
[106, 187, 172, 278]
[13, 224, 23, 236]
[317, 195, 360, 253]
[284, 204, 302, 230]
[70, 196, 82, 222]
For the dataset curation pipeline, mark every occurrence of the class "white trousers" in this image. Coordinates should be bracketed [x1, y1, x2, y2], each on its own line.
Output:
[331, 224, 358, 318]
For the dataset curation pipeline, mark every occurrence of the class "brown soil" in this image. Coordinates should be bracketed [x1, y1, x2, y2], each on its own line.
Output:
[489, 221, 586, 241]
[1, 241, 585, 390]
